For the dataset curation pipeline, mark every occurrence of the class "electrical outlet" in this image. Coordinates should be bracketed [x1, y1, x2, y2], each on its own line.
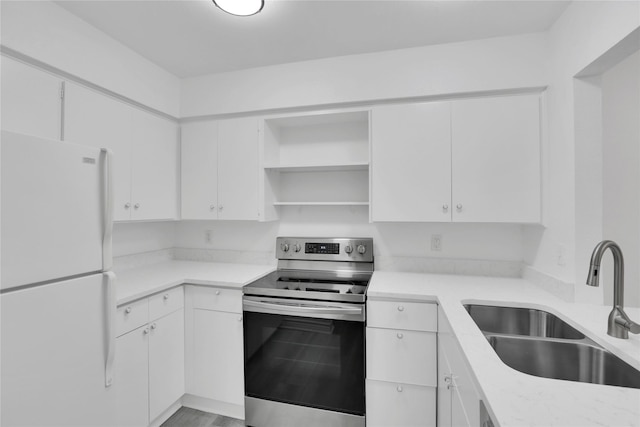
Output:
[204, 229, 213, 245]
[431, 235, 442, 252]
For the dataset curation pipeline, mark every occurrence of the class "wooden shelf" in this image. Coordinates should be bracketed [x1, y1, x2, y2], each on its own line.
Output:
[263, 162, 369, 173]
[273, 201, 369, 206]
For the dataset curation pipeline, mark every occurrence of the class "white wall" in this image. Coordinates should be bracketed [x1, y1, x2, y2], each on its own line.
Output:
[523, 1, 640, 302]
[176, 208, 524, 263]
[601, 51, 640, 308]
[181, 32, 548, 117]
[113, 222, 177, 258]
[0, 1, 181, 117]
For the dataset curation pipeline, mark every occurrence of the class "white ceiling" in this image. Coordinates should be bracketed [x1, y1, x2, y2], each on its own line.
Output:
[54, 0, 570, 78]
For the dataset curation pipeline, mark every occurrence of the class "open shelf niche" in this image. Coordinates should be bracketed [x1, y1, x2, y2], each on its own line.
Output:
[260, 109, 371, 220]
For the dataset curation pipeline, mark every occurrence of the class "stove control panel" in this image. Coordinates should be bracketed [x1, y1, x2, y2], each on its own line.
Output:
[276, 237, 373, 262]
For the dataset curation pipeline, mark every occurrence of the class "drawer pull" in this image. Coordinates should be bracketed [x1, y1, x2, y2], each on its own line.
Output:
[215, 290, 221, 296]
[163, 293, 169, 300]
[397, 385, 403, 392]
[397, 306, 405, 312]
[397, 333, 404, 339]
[125, 307, 132, 314]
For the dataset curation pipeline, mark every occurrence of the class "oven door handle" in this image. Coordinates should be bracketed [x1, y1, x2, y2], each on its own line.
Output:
[243, 299, 363, 316]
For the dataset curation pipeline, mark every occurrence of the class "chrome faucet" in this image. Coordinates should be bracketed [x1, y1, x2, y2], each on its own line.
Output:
[586, 240, 640, 339]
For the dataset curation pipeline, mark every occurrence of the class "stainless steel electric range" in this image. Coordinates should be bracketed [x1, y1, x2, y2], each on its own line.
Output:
[242, 237, 374, 427]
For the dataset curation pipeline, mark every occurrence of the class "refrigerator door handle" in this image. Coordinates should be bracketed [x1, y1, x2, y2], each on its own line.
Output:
[100, 148, 113, 271]
[104, 271, 116, 387]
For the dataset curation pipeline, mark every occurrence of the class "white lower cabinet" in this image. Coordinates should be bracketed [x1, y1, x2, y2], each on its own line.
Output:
[115, 325, 149, 427]
[191, 309, 244, 405]
[366, 299, 438, 427]
[115, 288, 185, 426]
[437, 308, 482, 427]
[149, 309, 185, 421]
[185, 285, 244, 418]
[366, 380, 437, 427]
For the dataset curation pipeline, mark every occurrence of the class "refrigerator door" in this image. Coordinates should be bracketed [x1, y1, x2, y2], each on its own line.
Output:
[1, 130, 110, 290]
[1, 273, 117, 426]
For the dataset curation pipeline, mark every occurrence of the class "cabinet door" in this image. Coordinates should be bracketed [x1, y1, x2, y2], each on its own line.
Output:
[191, 309, 244, 405]
[218, 117, 259, 220]
[366, 380, 436, 427]
[64, 82, 134, 221]
[451, 94, 541, 223]
[1, 56, 62, 140]
[181, 121, 218, 219]
[149, 309, 185, 421]
[130, 109, 178, 221]
[115, 325, 149, 427]
[371, 102, 451, 222]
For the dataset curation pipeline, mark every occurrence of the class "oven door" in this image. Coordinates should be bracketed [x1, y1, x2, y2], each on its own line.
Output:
[243, 296, 365, 417]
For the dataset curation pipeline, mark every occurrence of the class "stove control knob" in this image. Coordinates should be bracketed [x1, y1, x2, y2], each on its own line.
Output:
[281, 243, 290, 252]
[357, 244, 367, 254]
[344, 245, 353, 254]
[293, 244, 302, 252]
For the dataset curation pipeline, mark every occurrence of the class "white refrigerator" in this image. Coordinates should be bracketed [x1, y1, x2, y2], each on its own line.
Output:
[1, 130, 118, 426]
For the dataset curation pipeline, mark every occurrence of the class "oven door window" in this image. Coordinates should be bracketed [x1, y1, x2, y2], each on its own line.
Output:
[243, 311, 365, 416]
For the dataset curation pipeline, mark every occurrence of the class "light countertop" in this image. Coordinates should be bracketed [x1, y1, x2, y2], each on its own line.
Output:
[369, 271, 640, 427]
[114, 260, 275, 305]
[114, 261, 640, 426]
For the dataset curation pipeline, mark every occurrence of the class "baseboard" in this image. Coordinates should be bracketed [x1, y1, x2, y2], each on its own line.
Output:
[149, 399, 182, 427]
[182, 394, 245, 420]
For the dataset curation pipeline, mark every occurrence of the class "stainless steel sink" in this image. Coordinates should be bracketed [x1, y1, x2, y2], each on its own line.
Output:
[464, 304, 585, 339]
[487, 335, 640, 389]
[464, 303, 640, 389]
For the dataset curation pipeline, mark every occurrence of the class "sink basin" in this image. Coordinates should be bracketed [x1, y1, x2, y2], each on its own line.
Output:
[464, 304, 585, 339]
[487, 335, 640, 389]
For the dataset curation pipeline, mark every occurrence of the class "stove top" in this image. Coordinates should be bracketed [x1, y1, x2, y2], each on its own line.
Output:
[243, 269, 372, 303]
[244, 237, 374, 303]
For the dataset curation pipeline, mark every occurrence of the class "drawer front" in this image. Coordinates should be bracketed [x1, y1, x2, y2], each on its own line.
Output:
[366, 380, 436, 427]
[116, 298, 149, 337]
[149, 287, 184, 321]
[367, 300, 437, 331]
[366, 328, 437, 386]
[190, 286, 242, 313]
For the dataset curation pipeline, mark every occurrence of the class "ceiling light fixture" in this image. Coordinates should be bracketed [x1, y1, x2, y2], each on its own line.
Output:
[213, 0, 264, 16]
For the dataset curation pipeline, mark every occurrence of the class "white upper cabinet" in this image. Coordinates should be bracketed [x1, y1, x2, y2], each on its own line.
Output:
[1, 56, 62, 140]
[371, 93, 541, 223]
[218, 117, 259, 220]
[181, 121, 218, 219]
[130, 108, 178, 221]
[451, 94, 541, 223]
[371, 102, 451, 222]
[181, 117, 259, 220]
[64, 82, 133, 221]
[64, 82, 178, 221]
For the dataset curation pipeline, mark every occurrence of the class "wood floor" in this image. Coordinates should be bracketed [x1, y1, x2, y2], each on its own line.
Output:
[160, 407, 245, 427]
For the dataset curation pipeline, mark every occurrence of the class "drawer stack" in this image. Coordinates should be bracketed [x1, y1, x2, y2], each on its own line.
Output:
[366, 299, 438, 427]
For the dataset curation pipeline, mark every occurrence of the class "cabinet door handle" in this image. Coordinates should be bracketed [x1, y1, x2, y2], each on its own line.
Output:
[124, 202, 131, 209]
[443, 204, 449, 212]
[218, 205, 224, 211]
[396, 385, 403, 392]
[163, 293, 170, 300]
[210, 204, 216, 211]
[215, 290, 221, 295]
[456, 203, 463, 212]
[134, 203, 140, 210]
[143, 327, 150, 335]
[150, 323, 157, 330]
[125, 307, 132, 314]
[397, 306, 405, 312]
[397, 333, 404, 339]
[238, 316, 243, 322]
